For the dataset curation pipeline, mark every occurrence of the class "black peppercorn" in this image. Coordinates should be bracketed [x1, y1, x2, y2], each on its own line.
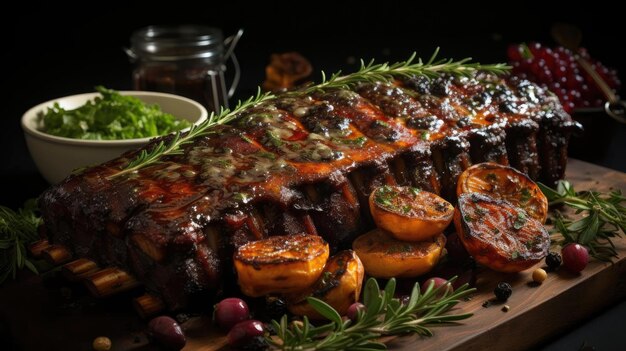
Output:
[494, 282, 512, 301]
[545, 252, 562, 271]
[265, 296, 287, 320]
[241, 336, 269, 351]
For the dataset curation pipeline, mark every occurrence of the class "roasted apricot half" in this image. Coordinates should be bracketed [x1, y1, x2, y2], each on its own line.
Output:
[287, 250, 364, 319]
[369, 186, 454, 241]
[234, 233, 329, 297]
[352, 228, 445, 278]
[457, 162, 548, 223]
[454, 193, 549, 273]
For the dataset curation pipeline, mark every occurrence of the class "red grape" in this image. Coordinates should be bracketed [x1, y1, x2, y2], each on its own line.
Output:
[421, 277, 452, 293]
[227, 320, 265, 347]
[214, 297, 250, 331]
[148, 316, 186, 350]
[347, 302, 366, 322]
[507, 43, 621, 110]
[561, 243, 589, 273]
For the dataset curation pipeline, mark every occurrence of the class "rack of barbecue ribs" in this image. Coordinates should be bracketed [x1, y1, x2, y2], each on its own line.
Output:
[39, 73, 581, 310]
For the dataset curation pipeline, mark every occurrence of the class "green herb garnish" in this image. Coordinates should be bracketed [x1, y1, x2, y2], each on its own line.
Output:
[266, 130, 284, 147]
[1, 200, 42, 285]
[233, 192, 250, 203]
[333, 136, 367, 147]
[539, 180, 626, 261]
[38, 86, 190, 140]
[513, 212, 526, 230]
[268, 277, 474, 350]
[402, 205, 412, 214]
[374, 186, 396, 208]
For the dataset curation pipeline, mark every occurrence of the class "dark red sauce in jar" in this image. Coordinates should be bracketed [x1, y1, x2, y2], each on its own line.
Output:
[128, 25, 231, 114]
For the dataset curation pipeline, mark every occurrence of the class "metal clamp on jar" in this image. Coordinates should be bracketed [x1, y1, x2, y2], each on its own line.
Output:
[126, 25, 242, 114]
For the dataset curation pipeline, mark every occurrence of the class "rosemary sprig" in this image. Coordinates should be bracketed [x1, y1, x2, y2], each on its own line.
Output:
[111, 49, 510, 177]
[306, 48, 510, 94]
[268, 277, 474, 351]
[539, 180, 626, 261]
[0, 199, 42, 284]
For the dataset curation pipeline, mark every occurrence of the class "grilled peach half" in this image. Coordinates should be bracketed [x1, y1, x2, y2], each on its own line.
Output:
[457, 162, 548, 224]
[454, 193, 549, 273]
[287, 250, 364, 319]
[234, 233, 329, 297]
[352, 228, 445, 279]
[369, 186, 454, 241]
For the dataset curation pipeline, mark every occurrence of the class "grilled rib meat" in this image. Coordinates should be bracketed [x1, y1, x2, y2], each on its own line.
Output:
[39, 73, 580, 310]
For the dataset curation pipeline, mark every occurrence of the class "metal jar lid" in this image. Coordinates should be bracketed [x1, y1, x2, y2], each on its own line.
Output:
[128, 25, 224, 62]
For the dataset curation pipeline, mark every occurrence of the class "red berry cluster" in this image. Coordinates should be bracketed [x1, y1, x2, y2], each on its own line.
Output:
[507, 42, 621, 113]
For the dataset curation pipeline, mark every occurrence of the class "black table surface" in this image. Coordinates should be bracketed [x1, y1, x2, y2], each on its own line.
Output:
[2, 3, 626, 350]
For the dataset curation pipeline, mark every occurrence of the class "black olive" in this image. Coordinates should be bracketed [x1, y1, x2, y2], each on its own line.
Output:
[545, 252, 562, 271]
[493, 282, 512, 302]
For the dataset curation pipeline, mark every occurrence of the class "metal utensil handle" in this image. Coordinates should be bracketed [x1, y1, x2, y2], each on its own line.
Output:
[604, 101, 626, 124]
[223, 29, 244, 98]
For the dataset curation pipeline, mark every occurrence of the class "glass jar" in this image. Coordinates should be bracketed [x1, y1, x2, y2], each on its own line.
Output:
[127, 25, 240, 114]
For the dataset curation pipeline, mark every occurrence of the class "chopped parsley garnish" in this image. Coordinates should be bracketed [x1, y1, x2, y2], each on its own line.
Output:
[511, 251, 520, 259]
[410, 187, 421, 196]
[241, 135, 254, 143]
[266, 130, 283, 147]
[372, 120, 392, 128]
[233, 192, 250, 203]
[333, 136, 367, 147]
[38, 86, 190, 140]
[475, 207, 487, 217]
[421, 131, 429, 140]
[513, 212, 526, 230]
[374, 186, 396, 207]
[464, 214, 473, 222]
[402, 205, 412, 214]
[257, 151, 277, 160]
[209, 159, 232, 168]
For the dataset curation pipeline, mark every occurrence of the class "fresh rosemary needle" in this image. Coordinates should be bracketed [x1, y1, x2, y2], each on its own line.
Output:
[0, 199, 42, 284]
[268, 277, 474, 351]
[109, 49, 510, 178]
[539, 180, 626, 261]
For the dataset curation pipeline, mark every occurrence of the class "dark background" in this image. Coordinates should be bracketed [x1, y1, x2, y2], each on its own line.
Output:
[2, 2, 625, 349]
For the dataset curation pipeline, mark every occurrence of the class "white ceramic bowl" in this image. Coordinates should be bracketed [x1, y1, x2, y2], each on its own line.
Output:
[21, 91, 208, 184]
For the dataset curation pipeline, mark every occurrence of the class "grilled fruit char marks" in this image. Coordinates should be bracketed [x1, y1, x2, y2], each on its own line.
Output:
[40, 73, 579, 310]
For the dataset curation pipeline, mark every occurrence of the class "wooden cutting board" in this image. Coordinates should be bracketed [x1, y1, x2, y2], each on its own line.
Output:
[1, 159, 625, 351]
